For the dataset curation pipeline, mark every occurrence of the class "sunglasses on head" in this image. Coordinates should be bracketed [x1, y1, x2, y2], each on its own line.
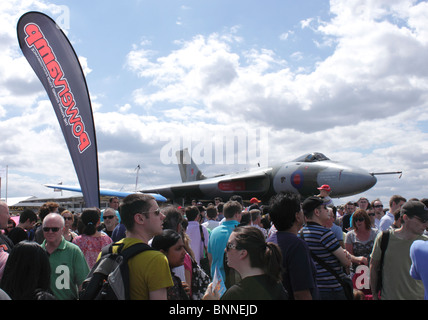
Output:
[43, 227, 60, 233]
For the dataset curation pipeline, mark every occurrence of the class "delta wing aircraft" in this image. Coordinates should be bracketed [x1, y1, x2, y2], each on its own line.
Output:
[137, 149, 381, 203]
[46, 149, 400, 204]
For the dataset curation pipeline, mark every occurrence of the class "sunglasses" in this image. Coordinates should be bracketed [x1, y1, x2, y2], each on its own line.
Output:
[63, 217, 73, 221]
[43, 227, 61, 233]
[226, 242, 242, 251]
[139, 208, 161, 216]
[103, 215, 116, 220]
[414, 216, 428, 224]
[355, 218, 365, 222]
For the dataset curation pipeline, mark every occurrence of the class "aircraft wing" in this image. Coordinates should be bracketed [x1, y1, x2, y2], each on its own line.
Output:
[44, 184, 167, 202]
[139, 168, 273, 201]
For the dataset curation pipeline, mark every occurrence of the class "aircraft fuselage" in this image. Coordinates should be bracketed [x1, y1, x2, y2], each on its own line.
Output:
[140, 153, 377, 202]
[45, 152, 378, 204]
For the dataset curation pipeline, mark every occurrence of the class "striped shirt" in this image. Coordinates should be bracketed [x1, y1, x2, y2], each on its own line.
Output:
[300, 222, 345, 292]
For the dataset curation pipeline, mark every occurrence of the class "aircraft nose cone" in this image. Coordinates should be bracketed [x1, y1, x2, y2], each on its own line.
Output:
[337, 169, 377, 197]
[319, 165, 377, 197]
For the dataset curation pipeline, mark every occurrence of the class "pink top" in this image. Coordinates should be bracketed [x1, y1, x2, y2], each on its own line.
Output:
[72, 234, 113, 269]
[0, 247, 8, 280]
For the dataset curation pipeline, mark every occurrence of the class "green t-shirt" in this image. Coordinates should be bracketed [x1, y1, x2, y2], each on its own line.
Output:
[371, 229, 428, 300]
[42, 236, 90, 300]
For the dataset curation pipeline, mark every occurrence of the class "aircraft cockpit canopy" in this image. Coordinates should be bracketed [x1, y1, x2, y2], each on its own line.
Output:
[293, 152, 330, 163]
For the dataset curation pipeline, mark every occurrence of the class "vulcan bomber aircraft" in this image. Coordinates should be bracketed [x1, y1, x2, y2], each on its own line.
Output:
[46, 149, 400, 203]
[137, 149, 388, 203]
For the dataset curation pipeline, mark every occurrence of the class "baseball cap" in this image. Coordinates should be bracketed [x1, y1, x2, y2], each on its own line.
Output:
[302, 196, 326, 214]
[400, 201, 428, 222]
[250, 197, 261, 204]
[317, 184, 331, 192]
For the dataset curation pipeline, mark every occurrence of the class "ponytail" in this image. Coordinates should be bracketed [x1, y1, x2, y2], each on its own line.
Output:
[264, 242, 283, 282]
[79, 208, 100, 236]
[233, 226, 283, 282]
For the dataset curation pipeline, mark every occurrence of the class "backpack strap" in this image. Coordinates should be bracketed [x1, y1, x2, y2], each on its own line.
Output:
[99, 242, 124, 257]
[199, 225, 208, 256]
[298, 228, 352, 299]
[117, 242, 154, 300]
[376, 230, 390, 293]
[119, 243, 154, 261]
[379, 230, 390, 259]
[100, 242, 152, 259]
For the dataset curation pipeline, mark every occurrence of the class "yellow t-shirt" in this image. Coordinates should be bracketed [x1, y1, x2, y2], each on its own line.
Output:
[111, 238, 173, 300]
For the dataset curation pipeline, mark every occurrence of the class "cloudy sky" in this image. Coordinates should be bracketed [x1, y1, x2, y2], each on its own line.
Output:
[1, 0, 428, 206]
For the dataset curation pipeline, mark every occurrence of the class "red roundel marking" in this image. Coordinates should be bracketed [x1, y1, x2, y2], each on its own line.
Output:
[291, 170, 304, 189]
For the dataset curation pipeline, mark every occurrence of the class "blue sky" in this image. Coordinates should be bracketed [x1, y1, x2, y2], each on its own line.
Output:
[65, 0, 334, 114]
[1, 0, 428, 207]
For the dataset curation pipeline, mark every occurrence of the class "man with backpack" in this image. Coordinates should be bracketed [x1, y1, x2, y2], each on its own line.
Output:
[370, 200, 428, 300]
[110, 194, 173, 299]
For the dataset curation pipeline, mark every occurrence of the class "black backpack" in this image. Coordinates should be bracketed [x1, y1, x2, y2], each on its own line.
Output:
[79, 242, 154, 300]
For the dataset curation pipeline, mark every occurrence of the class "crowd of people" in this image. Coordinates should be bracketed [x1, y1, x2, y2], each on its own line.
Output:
[0, 186, 427, 301]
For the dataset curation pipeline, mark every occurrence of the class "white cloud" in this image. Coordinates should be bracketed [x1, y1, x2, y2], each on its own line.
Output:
[300, 18, 314, 29]
[0, 0, 100, 197]
[78, 56, 92, 76]
[2, 0, 428, 205]
[118, 103, 131, 113]
[279, 32, 290, 41]
[125, 3, 428, 136]
[121, 0, 428, 203]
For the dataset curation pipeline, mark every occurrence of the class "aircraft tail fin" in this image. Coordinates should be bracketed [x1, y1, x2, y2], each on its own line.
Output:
[176, 148, 206, 182]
